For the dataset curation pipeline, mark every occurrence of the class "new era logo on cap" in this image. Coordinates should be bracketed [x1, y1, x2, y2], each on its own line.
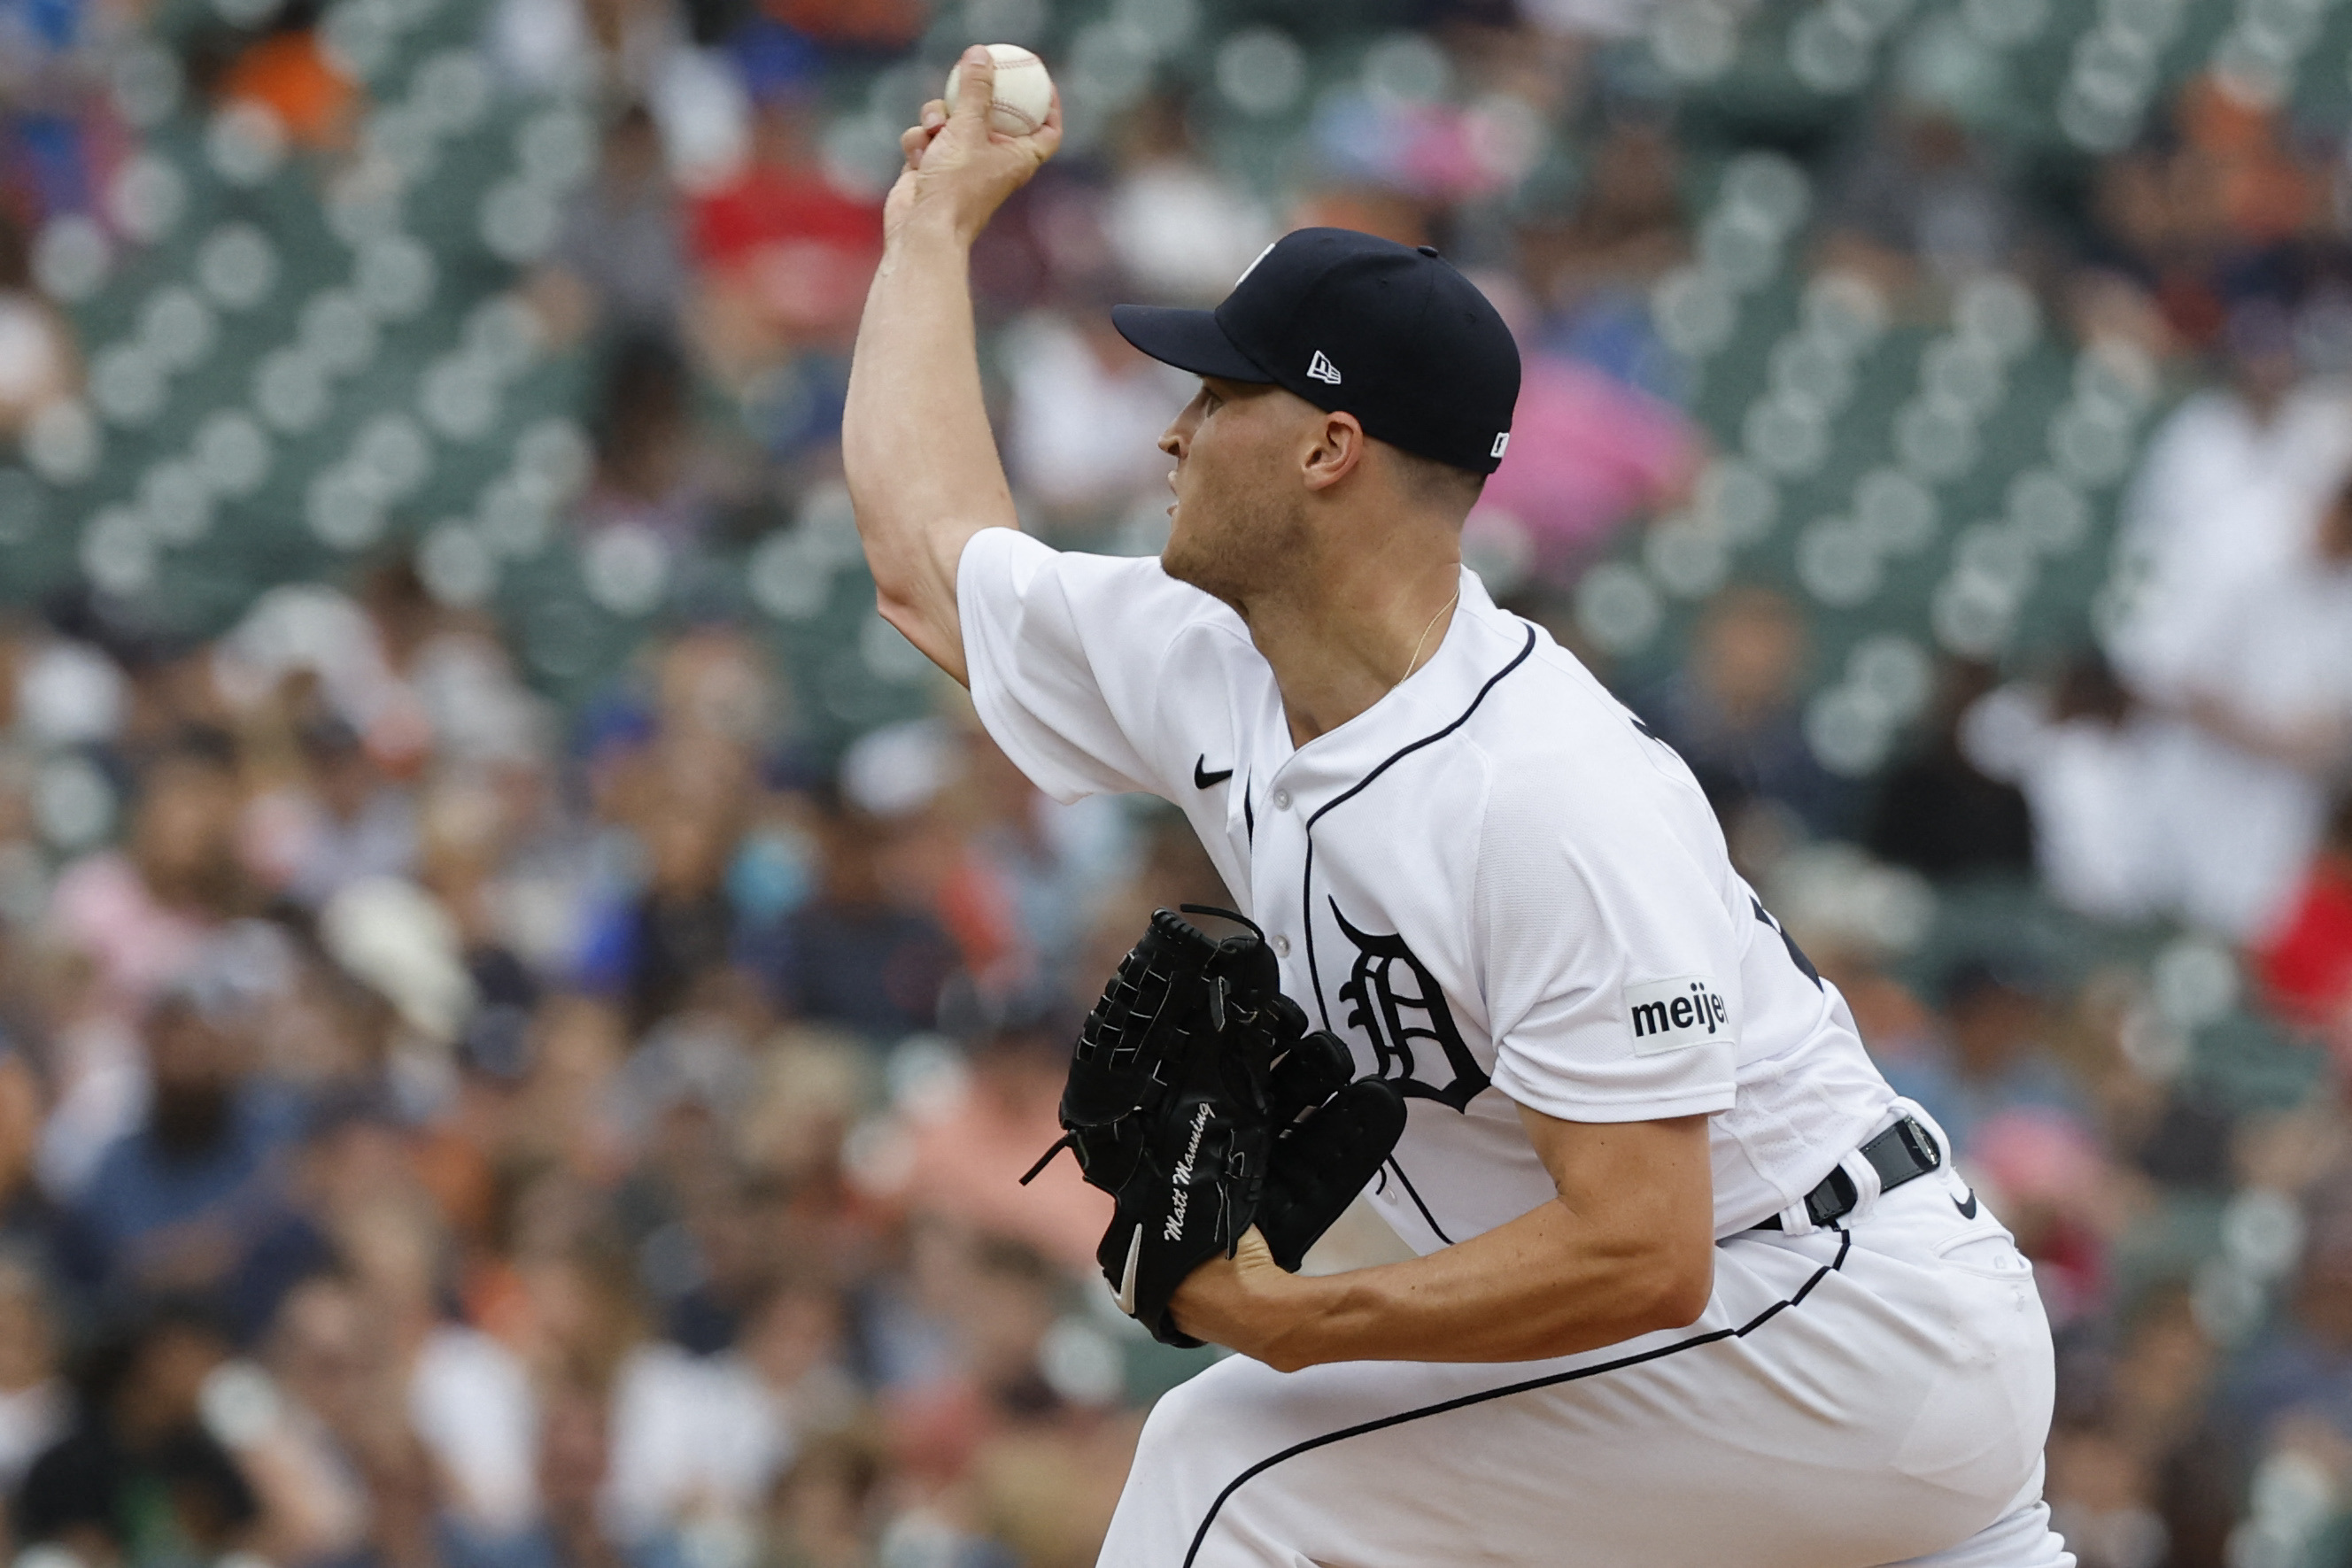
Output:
[1491, 433, 1510, 460]
[1306, 351, 1342, 385]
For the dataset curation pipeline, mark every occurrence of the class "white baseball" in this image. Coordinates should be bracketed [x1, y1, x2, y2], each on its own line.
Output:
[943, 43, 1054, 137]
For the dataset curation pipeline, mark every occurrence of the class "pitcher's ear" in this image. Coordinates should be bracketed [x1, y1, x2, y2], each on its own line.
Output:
[1303, 410, 1366, 492]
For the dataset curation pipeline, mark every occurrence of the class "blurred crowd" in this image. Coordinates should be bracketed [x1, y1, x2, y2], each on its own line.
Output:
[5, 0, 2352, 1566]
[0, 557, 1246, 1566]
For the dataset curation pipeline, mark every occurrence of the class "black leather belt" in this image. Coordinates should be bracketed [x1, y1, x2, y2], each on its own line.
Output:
[1756, 1116, 1942, 1231]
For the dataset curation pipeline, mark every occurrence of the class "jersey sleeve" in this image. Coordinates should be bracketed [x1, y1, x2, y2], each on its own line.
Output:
[956, 527, 1211, 803]
[1474, 747, 1745, 1124]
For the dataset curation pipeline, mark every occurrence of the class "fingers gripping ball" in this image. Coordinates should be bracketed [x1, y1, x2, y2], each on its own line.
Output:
[943, 43, 1054, 136]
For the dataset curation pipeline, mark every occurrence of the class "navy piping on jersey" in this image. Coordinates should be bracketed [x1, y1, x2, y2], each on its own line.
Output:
[1383, 1156, 1454, 1247]
[1177, 1226, 1854, 1567]
[1300, 622, 1539, 1037]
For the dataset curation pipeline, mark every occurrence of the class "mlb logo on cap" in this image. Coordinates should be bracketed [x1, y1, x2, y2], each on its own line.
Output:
[1112, 228, 1521, 476]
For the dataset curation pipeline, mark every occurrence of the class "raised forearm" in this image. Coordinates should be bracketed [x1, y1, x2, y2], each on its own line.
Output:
[841, 51, 1059, 683]
[842, 220, 1012, 678]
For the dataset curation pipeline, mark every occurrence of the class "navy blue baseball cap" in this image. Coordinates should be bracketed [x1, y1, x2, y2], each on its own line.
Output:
[1112, 228, 1522, 475]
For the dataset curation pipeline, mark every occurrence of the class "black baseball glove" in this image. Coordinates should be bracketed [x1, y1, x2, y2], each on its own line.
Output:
[1023, 907, 1405, 1347]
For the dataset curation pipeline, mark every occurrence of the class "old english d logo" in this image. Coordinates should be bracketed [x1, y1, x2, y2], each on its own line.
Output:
[1331, 901, 1489, 1112]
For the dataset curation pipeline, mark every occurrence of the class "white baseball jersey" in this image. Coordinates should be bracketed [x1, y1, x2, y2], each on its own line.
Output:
[960, 529, 2070, 1568]
[959, 528, 1897, 1246]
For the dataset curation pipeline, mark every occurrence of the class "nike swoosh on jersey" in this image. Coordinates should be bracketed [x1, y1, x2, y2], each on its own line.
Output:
[1195, 757, 1234, 789]
[1115, 1225, 1143, 1317]
[1954, 1191, 1978, 1219]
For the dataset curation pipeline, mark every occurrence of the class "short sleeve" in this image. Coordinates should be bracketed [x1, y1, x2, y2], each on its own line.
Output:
[957, 528, 1219, 804]
[1475, 751, 1744, 1124]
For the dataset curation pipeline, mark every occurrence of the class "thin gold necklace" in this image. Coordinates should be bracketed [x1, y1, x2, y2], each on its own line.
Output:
[1403, 587, 1461, 683]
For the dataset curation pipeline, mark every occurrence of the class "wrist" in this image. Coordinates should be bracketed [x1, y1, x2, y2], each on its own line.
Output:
[1247, 1272, 1339, 1372]
[1219, 1255, 1343, 1372]
[886, 206, 978, 259]
[1170, 1232, 1331, 1367]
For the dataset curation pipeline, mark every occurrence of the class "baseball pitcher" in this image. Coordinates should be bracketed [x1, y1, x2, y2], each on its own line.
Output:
[842, 48, 2073, 1568]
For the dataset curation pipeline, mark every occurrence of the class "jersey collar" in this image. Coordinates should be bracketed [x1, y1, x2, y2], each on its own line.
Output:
[1267, 567, 1533, 811]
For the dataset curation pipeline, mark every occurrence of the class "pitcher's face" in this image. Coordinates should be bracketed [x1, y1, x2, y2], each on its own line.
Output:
[1157, 377, 1311, 609]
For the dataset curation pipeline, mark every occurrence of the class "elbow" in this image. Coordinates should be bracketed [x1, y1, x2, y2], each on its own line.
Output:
[874, 588, 967, 686]
[874, 582, 948, 658]
[874, 584, 924, 637]
[1524, 1240, 1714, 1361]
[1642, 1247, 1715, 1333]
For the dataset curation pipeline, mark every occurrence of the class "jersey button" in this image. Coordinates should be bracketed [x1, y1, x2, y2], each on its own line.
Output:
[1272, 789, 1292, 810]
[1271, 934, 1291, 956]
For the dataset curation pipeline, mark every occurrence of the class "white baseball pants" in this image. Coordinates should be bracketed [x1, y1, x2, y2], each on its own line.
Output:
[1100, 1156, 2074, 1567]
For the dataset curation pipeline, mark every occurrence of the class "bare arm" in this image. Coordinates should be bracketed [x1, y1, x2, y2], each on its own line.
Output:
[2180, 689, 2352, 772]
[841, 49, 1061, 685]
[1171, 1107, 1716, 1369]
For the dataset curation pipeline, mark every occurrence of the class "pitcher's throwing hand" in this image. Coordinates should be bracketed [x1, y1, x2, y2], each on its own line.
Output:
[885, 45, 1061, 252]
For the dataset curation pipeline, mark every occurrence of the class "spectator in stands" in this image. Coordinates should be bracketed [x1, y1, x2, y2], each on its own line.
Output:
[1969, 1107, 2113, 1328]
[575, 778, 752, 1036]
[1959, 655, 2165, 925]
[2046, 1282, 2234, 1568]
[1102, 96, 1276, 308]
[1474, 272, 1701, 580]
[778, 798, 955, 1042]
[71, 984, 302, 1315]
[2138, 462, 2352, 938]
[2107, 299, 2352, 713]
[337, 1195, 539, 1555]
[0, 1255, 66, 1511]
[2223, 1178, 2352, 1479]
[523, 1239, 770, 1562]
[1637, 585, 1855, 861]
[527, 1372, 636, 1568]
[50, 730, 253, 1019]
[1821, 85, 2019, 297]
[252, 715, 421, 909]
[1867, 659, 2035, 883]
[536, 104, 691, 344]
[916, 725, 1134, 992]
[0, 1045, 71, 1291]
[762, 1426, 892, 1568]
[1878, 954, 2087, 1159]
[0, 215, 76, 440]
[1003, 282, 1195, 541]
[1520, 119, 1689, 401]
[733, 1277, 862, 1453]
[762, 0, 924, 52]
[27, 943, 150, 1206]
[2255, 793, 2352, 1039]
[248, 1271, 431, 1568]
[687, 90, 881, 381]
[891, 1236, 1127, 1566]
[578, 333, 708, 543]
[2086, 79, 2330, 356]
[14, 1300, 262, 1565]
[879, 1234, 1069, 1487]
[873, 982, 1102, 1276]
[213, 1, 359, 151]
